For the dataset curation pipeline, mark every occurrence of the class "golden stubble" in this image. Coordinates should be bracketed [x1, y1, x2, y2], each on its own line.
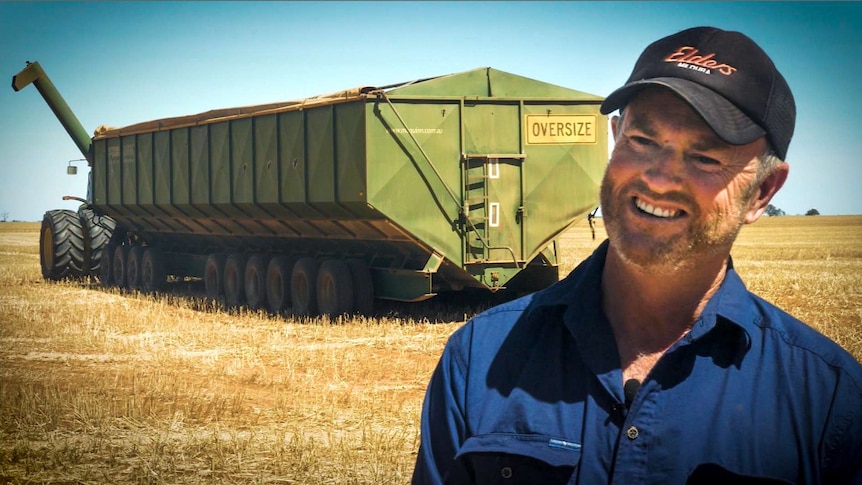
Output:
[1, 216, 860, 483]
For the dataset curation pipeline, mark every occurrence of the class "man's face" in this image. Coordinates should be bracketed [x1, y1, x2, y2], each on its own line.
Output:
[600, 87, 769, 271]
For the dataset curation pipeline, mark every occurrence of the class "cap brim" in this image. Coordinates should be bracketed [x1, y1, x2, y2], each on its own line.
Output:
[600, 78, 766, 146]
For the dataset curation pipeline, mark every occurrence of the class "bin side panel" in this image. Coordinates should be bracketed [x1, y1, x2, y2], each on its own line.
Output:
[211, 122, 230, 205]
[93, 139, 107, 207]
[231, 118, 253, 205]
[171, 128, 190, 207]
[107, 138, 121, 208]
[137, 133, 154, 207]
[521, 103, 607, 259]
[278, 110, 306, 207]
[336, 101, 368, 212]
[306, 107, 335, 212]
[254, 114, 278, 205]
[190, 125, 209, 206]
[463, 103, 520, 155]
[154, 131, 171, 208]
[366, 100, 463, 268]
[122, 136, 137, 207]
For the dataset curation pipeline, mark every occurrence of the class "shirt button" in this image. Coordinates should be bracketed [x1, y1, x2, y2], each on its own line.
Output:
[501, 466, 513, 479]
[626, 426, 639, 440]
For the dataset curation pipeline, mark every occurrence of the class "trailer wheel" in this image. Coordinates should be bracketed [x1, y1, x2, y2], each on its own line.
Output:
[205, 253, 226, 301]
[112, 245, 130, 288]
[244, 255, 269, 310]
[266, 256, 294, 313]
[224, 254, 247, 308]
[317, 259, 354, 318]
[40, 209, 86, 280]
[126, 246, 144, 290]
[79, 209, 115, 277]
[99, 244, 115, 286]
[141, 247, 166, 293]
[291, 258, 320, 317]
[346, 259, 374, 315]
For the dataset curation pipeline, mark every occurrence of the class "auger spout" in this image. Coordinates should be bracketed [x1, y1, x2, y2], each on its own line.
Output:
[12, 61, 92, 164]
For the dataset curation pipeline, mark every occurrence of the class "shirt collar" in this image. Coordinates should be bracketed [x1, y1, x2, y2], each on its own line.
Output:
[528, 240, 753, 361]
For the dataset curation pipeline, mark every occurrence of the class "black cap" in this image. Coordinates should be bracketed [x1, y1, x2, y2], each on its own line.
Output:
[601, 26, 796, 160]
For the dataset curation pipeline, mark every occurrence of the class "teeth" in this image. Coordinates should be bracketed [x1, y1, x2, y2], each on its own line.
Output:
[636, 198, 680, 218]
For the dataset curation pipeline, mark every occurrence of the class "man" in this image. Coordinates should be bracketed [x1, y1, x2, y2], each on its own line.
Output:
[413, 26, 862, 484]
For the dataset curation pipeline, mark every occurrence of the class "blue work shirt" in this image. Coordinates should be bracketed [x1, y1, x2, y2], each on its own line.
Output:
[413, 241, 862, 484]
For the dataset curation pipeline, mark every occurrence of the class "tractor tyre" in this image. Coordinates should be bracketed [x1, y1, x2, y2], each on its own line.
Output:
[126, 246, 144, 290]
[317, 259, 354, 318]
[100, 244, 115, 286]
[223, 253, 247, 308]
[79, 209, 116, 278]
[244, 254, 269, 310]
[291, 257, 320, 317]
[40, 209, 86, 280]
[141, 247, 166, 293]
[112, 245, 129, 288]
[204, 253, 226, 301]
[266, 255, 294, 314]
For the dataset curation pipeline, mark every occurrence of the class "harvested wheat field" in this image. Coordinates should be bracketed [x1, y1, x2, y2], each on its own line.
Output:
[1, 216, 860, 483]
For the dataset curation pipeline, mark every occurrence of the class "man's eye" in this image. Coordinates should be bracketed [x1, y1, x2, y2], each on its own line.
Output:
[630, 136, 654, 146]
[692, 156, 722, 169]
[694, 156, 721, 165]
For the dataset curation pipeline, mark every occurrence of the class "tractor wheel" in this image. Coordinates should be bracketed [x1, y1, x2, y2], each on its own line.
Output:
[79, 209, 115, 278]
[317, 259, 354, 318]
[204, 253, 226, 301]
[40, 209, 86, 280]
[346, 259, 374, 316]
[266, 255, 294, 314]
[224, 253, 247, 308]
[141, 247, 166, 293]
[291, 257, 320, 317]
[244, 254, 269, 310]
[99, 244, 115, 286]
[141, 247, 167, 293]
[112, 245, 129, 288]
[126, 246, 144, 290]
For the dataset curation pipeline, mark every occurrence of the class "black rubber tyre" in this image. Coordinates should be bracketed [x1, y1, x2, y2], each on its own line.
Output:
[224, 253, 247, 308]
[346, 258, 374, 315]
[99, 244, 115, 287]
[112, 245, 129, 288]
[291, 257, 320, 317]
[40, 209, 86, 280]
[204, 253, 226, 301]
[141, 247, 166, 293]
[266, 255, 294, 313]
[244, 254, 269, 310]
[126, 246, 144, 290]
[79, 209, 116, 278]
[317, 259, 354, 318]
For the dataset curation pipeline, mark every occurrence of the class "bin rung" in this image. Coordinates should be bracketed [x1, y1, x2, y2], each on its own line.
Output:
[463, 153, 525, 160]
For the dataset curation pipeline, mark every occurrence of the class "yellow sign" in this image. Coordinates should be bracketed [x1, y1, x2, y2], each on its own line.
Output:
[525, 114, 597, 145]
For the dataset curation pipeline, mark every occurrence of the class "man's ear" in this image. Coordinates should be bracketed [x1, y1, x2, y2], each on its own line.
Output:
[611, 115, 621, 140]
[745, 162, 789, 224]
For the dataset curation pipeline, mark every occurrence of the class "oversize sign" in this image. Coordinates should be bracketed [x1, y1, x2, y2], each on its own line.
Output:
[525, 114, 597, 145]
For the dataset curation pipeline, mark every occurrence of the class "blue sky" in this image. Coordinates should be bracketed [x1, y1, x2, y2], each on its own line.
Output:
[1, 1, 860, 221]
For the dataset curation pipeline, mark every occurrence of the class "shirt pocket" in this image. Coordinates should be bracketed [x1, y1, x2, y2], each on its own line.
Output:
[447, 433, 581, 485]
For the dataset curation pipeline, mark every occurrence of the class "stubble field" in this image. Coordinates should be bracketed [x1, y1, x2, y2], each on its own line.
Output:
[1, 215, 860, 483]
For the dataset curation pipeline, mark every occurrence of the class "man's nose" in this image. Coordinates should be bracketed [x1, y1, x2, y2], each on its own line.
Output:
[643, 149, 685, 191]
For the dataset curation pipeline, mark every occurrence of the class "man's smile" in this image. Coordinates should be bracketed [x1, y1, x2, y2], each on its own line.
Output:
[633, 197, 685, 219]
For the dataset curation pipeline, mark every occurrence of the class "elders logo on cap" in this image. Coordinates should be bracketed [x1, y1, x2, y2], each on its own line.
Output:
[601, 26, 796, 160]
[664, 46, 737, 76]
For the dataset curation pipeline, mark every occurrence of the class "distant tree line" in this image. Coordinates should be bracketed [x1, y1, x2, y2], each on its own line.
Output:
[765, 205, 821, 216]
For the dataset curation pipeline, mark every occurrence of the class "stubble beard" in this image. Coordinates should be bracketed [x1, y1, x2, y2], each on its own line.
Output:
[599, 175, 748, 273]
